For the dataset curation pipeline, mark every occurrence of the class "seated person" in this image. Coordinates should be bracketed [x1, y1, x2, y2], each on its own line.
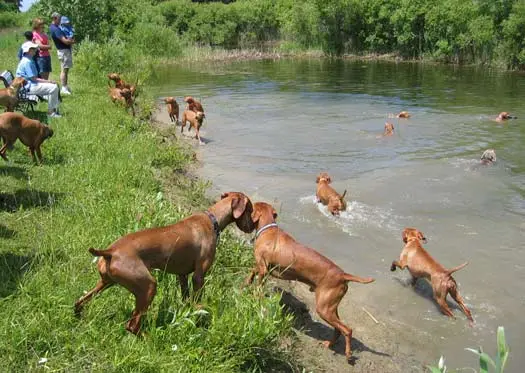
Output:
[16, 41, 61, 118]
[17, 31, 40, 76]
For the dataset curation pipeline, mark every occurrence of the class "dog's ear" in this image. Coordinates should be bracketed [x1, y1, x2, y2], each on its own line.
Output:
[232, 195, 248, 219]
[251, 207, 260, 224]
[402, 229, 408, 243]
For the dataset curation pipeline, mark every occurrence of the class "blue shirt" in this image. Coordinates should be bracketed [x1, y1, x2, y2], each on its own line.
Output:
[16, 56, 39, 88]
[50, 23, 70, 50]
[17, 47, 40, 71]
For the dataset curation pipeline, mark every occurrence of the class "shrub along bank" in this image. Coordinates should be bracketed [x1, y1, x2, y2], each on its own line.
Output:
[0, 27, 293, 372]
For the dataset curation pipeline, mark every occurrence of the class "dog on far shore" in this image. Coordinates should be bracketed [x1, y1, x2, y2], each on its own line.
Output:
[0, 77, 26, 112]
[164, 97, 180, 124]
[316, 172, 347, 216]
[0, 112, 53, 164]
[184, 96, 204, 113]
[390, 227, 474, 324]
[181, 109, 205, 143]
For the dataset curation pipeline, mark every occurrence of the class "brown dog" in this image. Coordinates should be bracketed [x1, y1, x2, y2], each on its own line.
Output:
[181, 110, 205, 143]
[0, 112, 53, 164]
[396, 111, 410, 118]
[494, 112, 517, 122]
[390, 228, 473, 324]
[164, 97, 179, 124]
[184, 96, 204, 113]
[383, 121, 394, 136]
[0, 77, 26, 112]
[74, 192, 255, 334]
[316, 172, 347, 216]
[109, 87, 135, 116]
[480, 149, 496, 165]
[107, 73, 137, 97]
[246, 202, 374, 359]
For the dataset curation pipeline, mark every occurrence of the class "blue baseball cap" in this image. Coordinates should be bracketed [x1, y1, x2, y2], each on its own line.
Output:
[60, 16, 70, 24]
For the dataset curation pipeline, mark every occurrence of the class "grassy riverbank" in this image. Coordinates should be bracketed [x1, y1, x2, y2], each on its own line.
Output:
[0, 29, 294, 372]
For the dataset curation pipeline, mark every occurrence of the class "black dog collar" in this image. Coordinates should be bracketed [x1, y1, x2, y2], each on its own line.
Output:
[205, 211, 220, 239]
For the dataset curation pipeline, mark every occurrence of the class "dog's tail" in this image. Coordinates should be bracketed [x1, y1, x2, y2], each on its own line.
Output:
[341, 190, 347, 199]
[446, 261, 468, 275]
[343, 273, 375, 284]
[88, 247, 112, 259]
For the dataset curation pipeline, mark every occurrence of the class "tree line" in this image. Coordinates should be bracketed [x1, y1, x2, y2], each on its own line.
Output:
[21, 0, 525, 69]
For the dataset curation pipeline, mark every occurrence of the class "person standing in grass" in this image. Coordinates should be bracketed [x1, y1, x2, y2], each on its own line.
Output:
[16, 42, 61, 118]
[32, 18, 52, 80]
[49, 12, 74, 95]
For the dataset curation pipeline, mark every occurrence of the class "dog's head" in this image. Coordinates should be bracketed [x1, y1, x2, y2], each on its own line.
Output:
[184, 96, 195, 104]
[129, 85, 137, 97]
[107, 73, 121, 82]
[251, 202, 278, 227]
[120, 88, 132, 99]
[42, 124, 53, 140]
[397, 111, 410, 118]
[402, 227, 427, 244]
[164, 97, 177, 104]
[195, 111, 205, 121]
[327, 190, 347, 216]
[384, 122, 394, 135]
[220, 192, 255, 233]
[480, 149, 496, 163]
[316, 172, 332, 184]
[11, 77, 26, 90]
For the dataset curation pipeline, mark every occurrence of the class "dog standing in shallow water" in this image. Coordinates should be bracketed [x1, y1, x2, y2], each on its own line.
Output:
[246, 202, 375, 359]
[390, 228, 474, 324]
[164, 97, 179, 124]
[184, 96, 204, 113]
[316, 172, 347, 216]
[181, 110, 205, 143]
[74, 192, 255, 334]
[0, 112, 53, 164]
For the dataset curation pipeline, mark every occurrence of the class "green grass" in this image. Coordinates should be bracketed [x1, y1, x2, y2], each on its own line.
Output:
[0, 28, 293, 372]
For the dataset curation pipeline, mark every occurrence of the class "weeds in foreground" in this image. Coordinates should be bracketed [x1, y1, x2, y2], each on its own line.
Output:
[427, 327, 510, 373]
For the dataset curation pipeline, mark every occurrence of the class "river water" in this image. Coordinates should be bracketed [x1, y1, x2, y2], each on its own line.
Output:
[153, 59, 525, 371]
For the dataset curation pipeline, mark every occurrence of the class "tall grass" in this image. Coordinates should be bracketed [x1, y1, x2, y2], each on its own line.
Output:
[0, 28, 293, 372]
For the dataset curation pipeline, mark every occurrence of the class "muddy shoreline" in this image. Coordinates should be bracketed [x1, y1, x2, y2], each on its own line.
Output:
[152, 106, 438, 372]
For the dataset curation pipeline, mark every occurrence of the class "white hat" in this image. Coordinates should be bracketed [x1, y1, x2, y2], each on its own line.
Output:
[22, 41, 39, 53]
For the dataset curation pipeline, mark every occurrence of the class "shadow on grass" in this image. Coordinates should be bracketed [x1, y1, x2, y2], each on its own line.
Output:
[0, 224, 16, 238]
[0, 165, 28, 180]
[0, 252, 32, 298]
[0, 189, 62, 212]
[277, 288, 391, 365]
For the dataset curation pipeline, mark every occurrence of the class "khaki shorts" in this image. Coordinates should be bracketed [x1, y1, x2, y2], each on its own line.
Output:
[57, 49, 73, 69]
